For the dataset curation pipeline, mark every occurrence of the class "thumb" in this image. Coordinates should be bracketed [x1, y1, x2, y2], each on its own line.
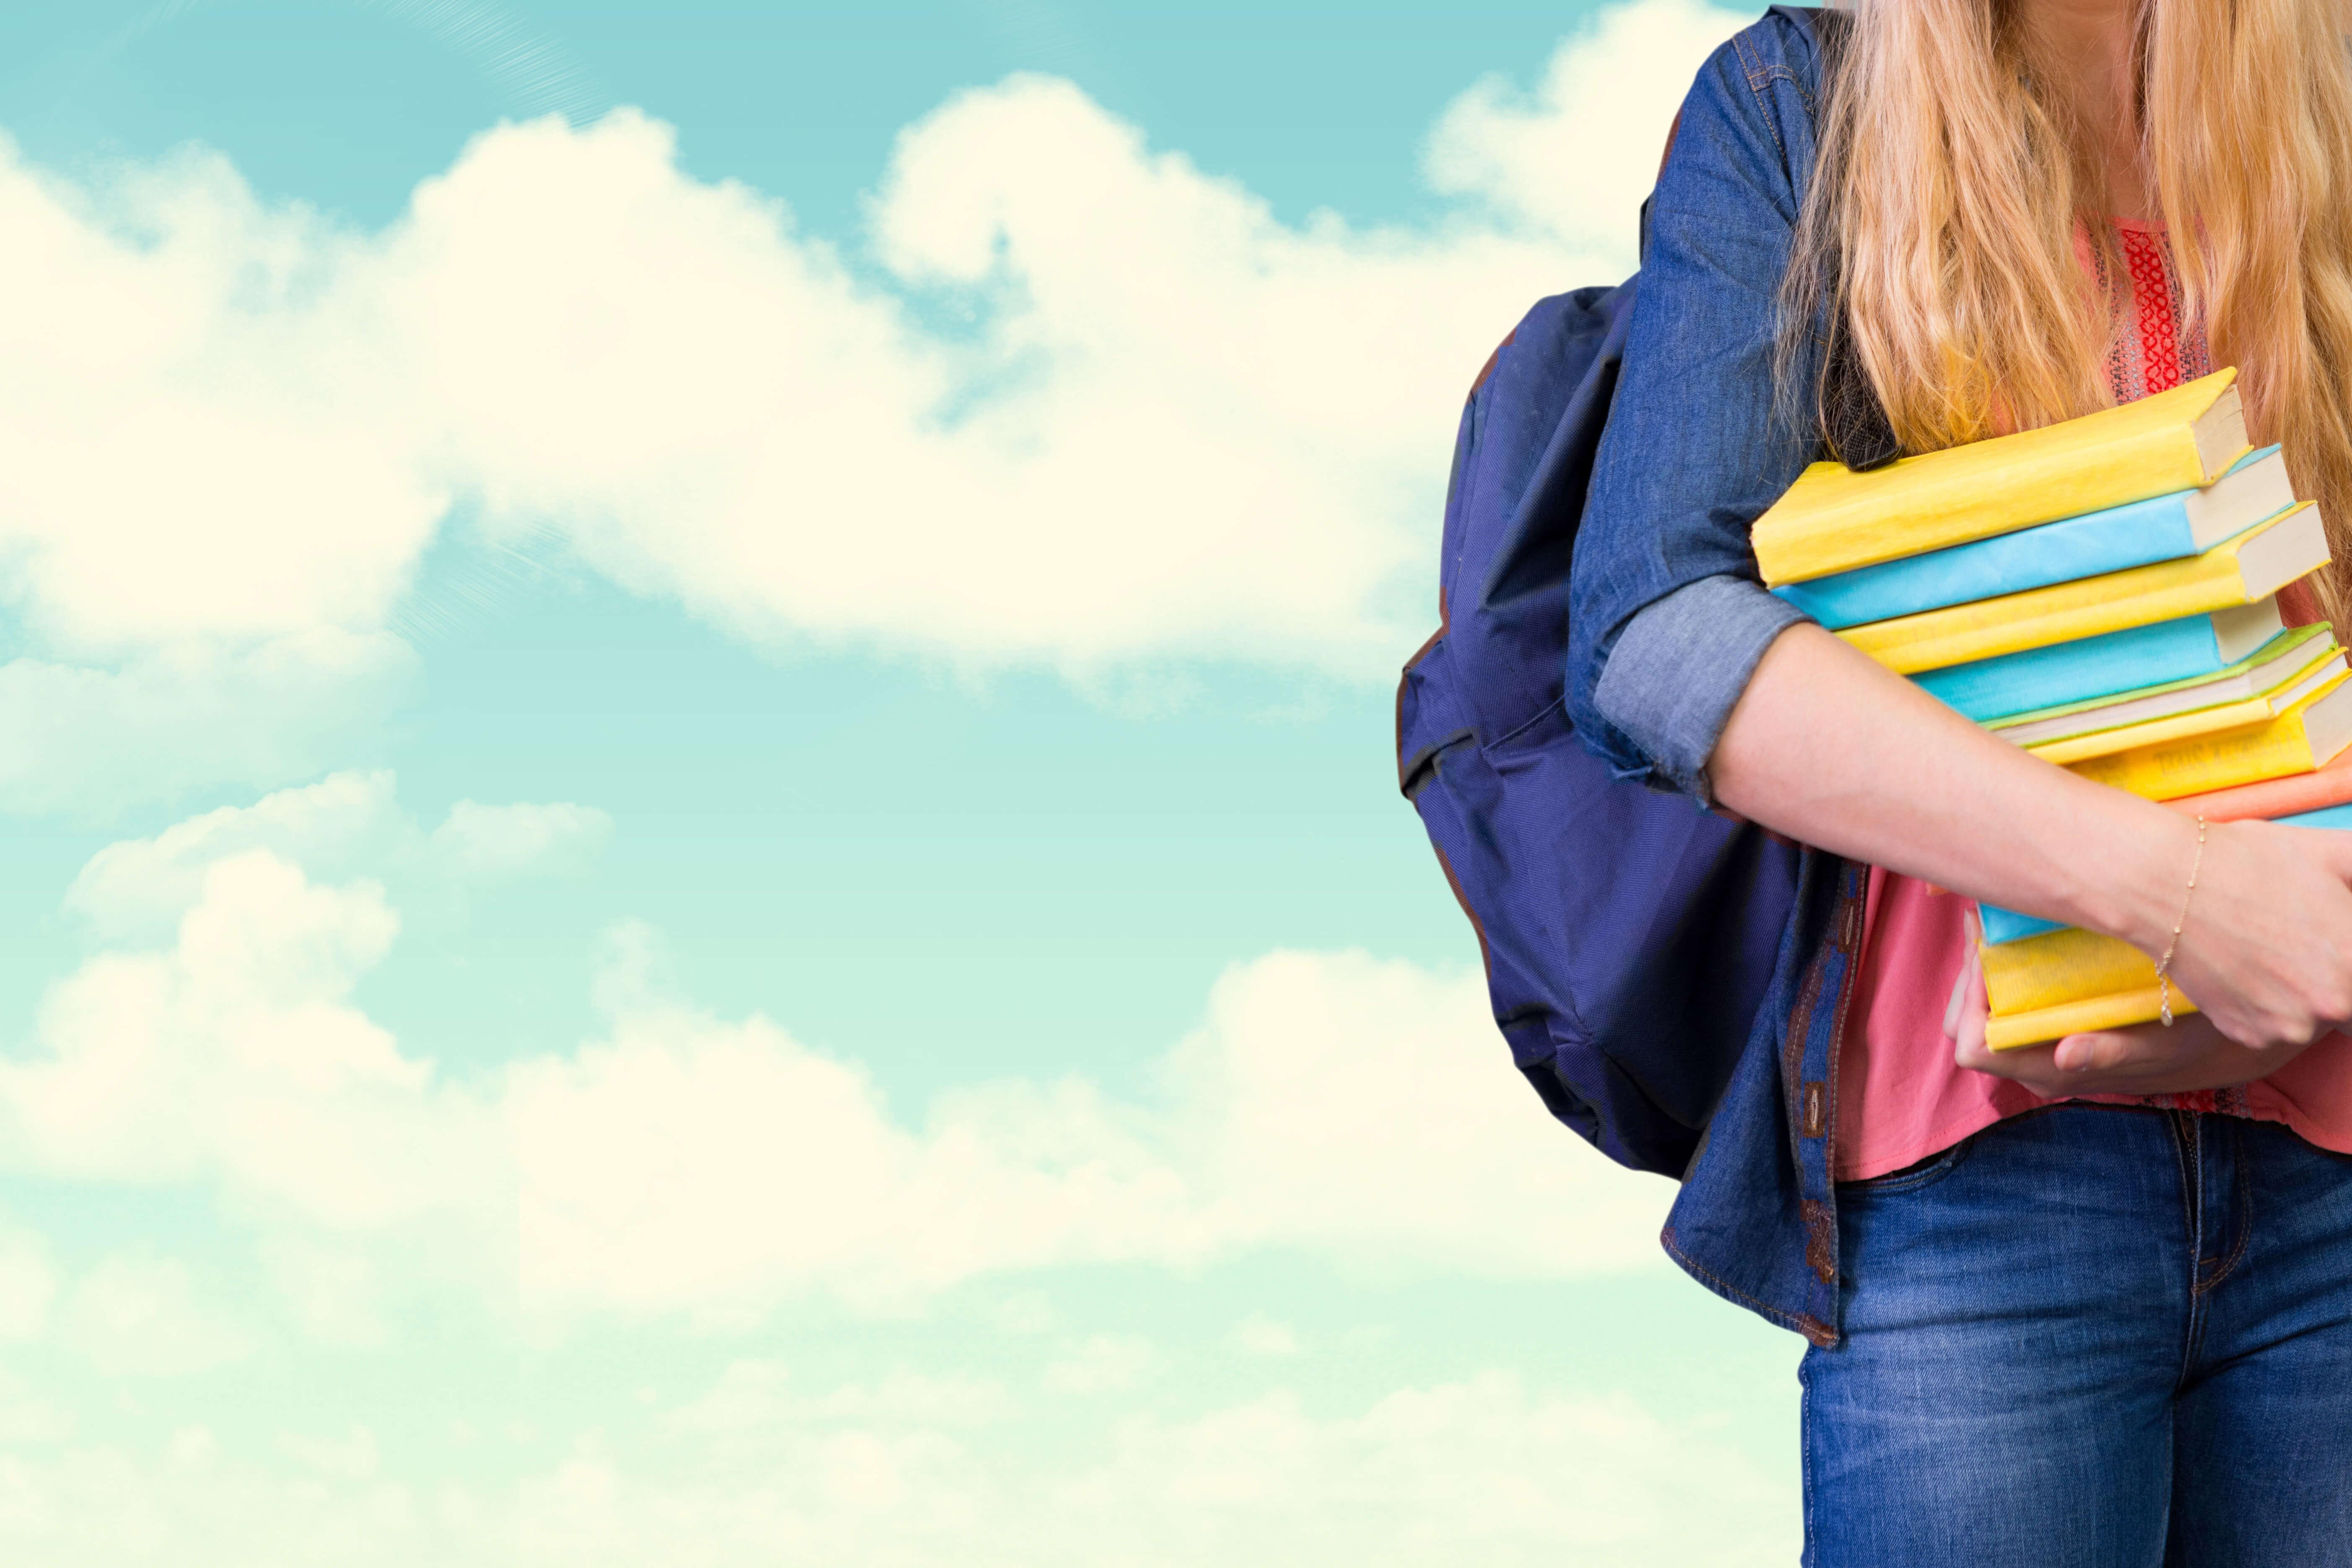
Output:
[1945, 906, 1985, 1042]
[1950, 951, 1995, 1071]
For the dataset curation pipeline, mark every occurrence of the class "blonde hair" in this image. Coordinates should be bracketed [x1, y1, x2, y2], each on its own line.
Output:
[1789, 0, 2352, 630]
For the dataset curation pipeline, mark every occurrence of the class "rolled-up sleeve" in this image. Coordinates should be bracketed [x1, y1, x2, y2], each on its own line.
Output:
[1594, 574, 1810, 797]
[1563, 19, 1828, 803]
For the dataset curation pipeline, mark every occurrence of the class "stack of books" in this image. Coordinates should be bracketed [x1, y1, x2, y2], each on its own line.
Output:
[1753, 369, 2352, 1048]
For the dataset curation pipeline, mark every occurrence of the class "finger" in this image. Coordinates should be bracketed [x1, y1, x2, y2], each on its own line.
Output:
[1942, 947, 1975, 1041]
[2052, 1015, 2239, 1084]
[1947, 907, 1985, 1044]
[1951, 956, 1994, 1069]
[2053, 1024, 2180, 1074]
[1964, 1040, 2061, 1089]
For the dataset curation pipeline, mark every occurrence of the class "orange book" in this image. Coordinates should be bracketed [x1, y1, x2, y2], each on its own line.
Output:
[2163, 741, 2352, 821]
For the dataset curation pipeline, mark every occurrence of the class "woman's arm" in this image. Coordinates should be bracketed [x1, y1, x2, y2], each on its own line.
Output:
[1566, 21, 2352, 1080]
[1715, 623, 2352, 1065]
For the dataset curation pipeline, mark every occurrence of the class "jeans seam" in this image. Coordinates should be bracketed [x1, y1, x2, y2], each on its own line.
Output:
[1837, 1140, 1967, 1196]
[1799, 1364, 1817, 1567]
[2169, 1112, 2195, 1260]
[2199, 1118, 2255, 1295]
[2177, 1113, 2212, 1377]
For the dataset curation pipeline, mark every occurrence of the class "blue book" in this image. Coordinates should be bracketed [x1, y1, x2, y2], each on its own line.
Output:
[1916, 601, 2289, 723]
[1980, 801, 2352, 946]
[1978, 904, 2067, 946]
[1775, 447, 2291, 630]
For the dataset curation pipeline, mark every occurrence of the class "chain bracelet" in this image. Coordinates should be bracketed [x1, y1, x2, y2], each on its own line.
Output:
[2152, 815, 2208, 1029]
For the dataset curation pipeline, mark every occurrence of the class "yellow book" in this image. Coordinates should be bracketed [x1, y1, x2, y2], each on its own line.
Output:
[2025, 645, 2347, 765]
[2066, 669, 2352, 799]
[1839, 503, 2326, 674]
[1984, 986, 2198, 1051]
[1754, 369, 2247, 586]
[1980, 926, 2160, 1017]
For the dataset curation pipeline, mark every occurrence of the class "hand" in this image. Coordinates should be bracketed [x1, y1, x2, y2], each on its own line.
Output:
[1707, 626, 2352, 1053]
[2140, 820, 2352, 1052]
[1947, 939, 2330, 1096]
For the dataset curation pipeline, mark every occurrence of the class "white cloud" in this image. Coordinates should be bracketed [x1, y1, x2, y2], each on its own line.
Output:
[1427, 0, 1751, 244]
[1041, 1374, 1793, 1565]
[65, 769, 609, 941]
[279, 1426, 380, 1482]
[1160, 950, 1673, 1275]
[65, 771, 408, 935]
[428, 799, 612, 883]
[0, 1367, 68, 1445]
[664, 1361, 1012, 1438]
[1043, 1333, 1156, 1394]
[6, 784, 1669, 1325]
[1230, 1315, 1299, 1357]
[0, 141, 440, 655]
[991, 1292, 1059, 1335]
[0, 633, 418, 819]
[4, 848, 507, 1239]
[0, 0, 1747, 814]
[510, 947, 1671, 1318]
[59, 1251, 253, 1378]
[0, 1433, 498, 1567]
[260, 1236, 398, 1348]
[394, 86, 1587, 679]
[501, 1368, 1793, 1568]
[0, 1217, 57, 1342]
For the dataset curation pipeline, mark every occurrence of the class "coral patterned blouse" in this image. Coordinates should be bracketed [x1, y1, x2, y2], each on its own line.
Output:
[1836, 218, 2352, 1181]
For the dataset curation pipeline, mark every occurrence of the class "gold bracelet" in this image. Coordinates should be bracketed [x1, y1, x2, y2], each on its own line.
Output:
[2152, 816, 2207, 1028]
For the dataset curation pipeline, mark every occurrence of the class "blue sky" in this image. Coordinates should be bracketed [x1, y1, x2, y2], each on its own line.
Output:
[0, 1, 1801, 1560]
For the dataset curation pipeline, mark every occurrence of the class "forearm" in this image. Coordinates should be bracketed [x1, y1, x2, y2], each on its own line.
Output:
[1710, 623, 2199, 952]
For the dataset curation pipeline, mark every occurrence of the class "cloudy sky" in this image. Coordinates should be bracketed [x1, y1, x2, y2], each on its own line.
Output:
[0, 0, 1801, 1560]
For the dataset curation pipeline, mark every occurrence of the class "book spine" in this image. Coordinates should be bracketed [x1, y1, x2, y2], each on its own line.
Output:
[1981, 927, 2159, 1015]
[2024, 689, 2281, 766]
[1758, 420, 2213, 584]
[1984, 986, 2200, 1050]
[2065, 688, 2336, 799]
[1843, 545, 2249, 676]
[2161, 752, 2352, 820]
[1918, 614, 2226, 722]
[1772, 494, 2197, 631]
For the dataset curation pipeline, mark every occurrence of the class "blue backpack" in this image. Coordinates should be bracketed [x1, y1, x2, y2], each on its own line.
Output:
[1398, 11, 1887, 1181]
[1395, 284, 1804, 1180]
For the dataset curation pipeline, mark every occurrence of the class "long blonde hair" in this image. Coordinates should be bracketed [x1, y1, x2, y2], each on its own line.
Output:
[1789, 0, 2352, 628]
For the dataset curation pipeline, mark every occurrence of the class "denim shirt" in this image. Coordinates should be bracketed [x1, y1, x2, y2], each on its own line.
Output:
[1568, 6, 1828, 799]
[1565, 7, 1872, 1346]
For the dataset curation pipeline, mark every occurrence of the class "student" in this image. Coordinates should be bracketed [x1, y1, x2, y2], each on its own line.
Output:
[1566, 1, 2352, 1559]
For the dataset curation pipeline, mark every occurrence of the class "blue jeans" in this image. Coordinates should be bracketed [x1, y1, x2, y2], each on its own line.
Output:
[1802, 1105, 2352, 1565]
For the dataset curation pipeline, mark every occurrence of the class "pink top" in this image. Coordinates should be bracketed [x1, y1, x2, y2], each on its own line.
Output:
[1837, 219, 2352, 1180]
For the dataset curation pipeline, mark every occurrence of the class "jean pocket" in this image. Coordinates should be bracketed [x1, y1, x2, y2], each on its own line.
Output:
[1838, 1136, 1975, 1198]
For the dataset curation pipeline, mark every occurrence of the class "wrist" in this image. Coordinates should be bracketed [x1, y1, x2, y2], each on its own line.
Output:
[2077, 802, 2202, 955]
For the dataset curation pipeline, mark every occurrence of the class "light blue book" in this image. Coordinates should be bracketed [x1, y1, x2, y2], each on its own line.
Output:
[1978, 904, 2067, 946]
[1980, 801, 2352, 946]
[1916, 600, 2290, 722]
[1776, 447, 2291, 630]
